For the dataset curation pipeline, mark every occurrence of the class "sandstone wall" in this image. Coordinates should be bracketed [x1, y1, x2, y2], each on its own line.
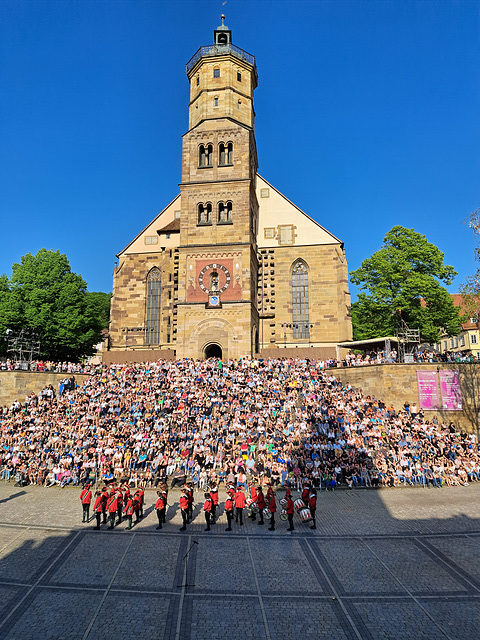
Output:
[0, 372, 90, 408]
[334, 363, 480, 434]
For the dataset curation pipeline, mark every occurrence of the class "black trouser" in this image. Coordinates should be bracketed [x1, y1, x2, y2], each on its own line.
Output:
[258, 509, 264, 524]
[95, 512, 101, 528]
[269, 513, 275, 529]
[134, 509, 140, 523]
[211, 504, 217, 523]
[109, 512, 116, 528]
[156, 510, 163, 528]
[171, 477, 185, 489]
[82, 504, 90, 521]
[102, 508, 107, 525]
[117, 506, 122, 523]
[187, 503, 193, 522]
[204, 511, 211, 531]
[287, 513, 294, 530]
[226, 510, 233, 529]
[235, 507, 243, 525]
[126, 515, 133, 529]
[180, 509, 188, 529]
[160, 507, 166, 524]
[250, 506, 256, 521]
[310, 508, 316, 528]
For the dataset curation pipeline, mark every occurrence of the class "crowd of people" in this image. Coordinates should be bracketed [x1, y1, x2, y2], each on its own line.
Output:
[0, 358, 478, 497]
[0, 359, 95, 373]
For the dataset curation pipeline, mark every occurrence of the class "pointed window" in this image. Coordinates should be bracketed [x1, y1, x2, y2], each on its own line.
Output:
[292, 260, 310, 339]
[199, 145, 206, 167]
[146, 268, 161, 345]
[219, 143, 226, 166]
[227, 142, 233, 164]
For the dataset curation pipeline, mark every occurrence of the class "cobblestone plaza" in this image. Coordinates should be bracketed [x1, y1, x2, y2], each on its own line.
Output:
[0, 484, 478, 639]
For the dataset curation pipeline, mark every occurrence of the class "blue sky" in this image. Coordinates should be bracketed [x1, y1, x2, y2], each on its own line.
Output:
[1, 0, 479, 301]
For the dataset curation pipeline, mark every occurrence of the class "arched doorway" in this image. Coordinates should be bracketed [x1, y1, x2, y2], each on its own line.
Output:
[204, 343, 222, 359]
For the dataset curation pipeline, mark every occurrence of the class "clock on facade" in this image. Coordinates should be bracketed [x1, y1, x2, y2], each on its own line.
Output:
[198, 263, 231, 293]
[208, 294, 221, 307]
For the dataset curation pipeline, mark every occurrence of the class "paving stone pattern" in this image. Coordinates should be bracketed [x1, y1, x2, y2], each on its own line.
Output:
[0, 483, 478, 639]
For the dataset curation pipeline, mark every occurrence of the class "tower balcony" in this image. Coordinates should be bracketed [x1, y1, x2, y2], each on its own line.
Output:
[186, 44, 258, 83]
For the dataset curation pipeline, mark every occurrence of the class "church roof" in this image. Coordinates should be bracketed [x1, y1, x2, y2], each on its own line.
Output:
[158, 219, 180, 233]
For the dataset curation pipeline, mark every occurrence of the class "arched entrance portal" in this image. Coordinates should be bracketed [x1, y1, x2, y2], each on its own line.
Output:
[204, 343, 223, 359]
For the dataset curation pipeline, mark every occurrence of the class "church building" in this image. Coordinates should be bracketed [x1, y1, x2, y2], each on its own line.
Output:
[108, 18, 352, 361]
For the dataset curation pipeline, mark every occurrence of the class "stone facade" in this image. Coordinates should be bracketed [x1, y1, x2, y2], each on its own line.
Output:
[108, 20, 352, 361]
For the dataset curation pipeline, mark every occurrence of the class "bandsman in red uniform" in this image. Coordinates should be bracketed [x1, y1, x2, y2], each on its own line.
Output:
[286, 494, 295, 531]
[137, 488, 144, 518]
[203, 492, 213, 531]
[248, 482, 258, 521]
[160, 484, 169, 525]
[107, 489, 118, 529]
[234, 486, 246, 526]
[209, 482, 219, 524]
[80, 484, 92, 522]
[179, 489, 189, 531]
[123, 492, 134, 530]
[133, 491, 142, 524]
[309, 488, 317, 530]
[92, 491, 103, 530]
[155, 490, 166, 530]
[186, 482, 194, 523]
[116, 486, 123, 525]
[224, 489, 234, 531]
[268, 491, 276, 531]
[301, 483, 310, 504]
[256, 486, 266, 525]
[101, 486, 109, 525]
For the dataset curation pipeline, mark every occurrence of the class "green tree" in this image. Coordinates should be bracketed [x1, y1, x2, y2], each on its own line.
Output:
[350, 226, 462, 343]
[0, 249, 110, 361]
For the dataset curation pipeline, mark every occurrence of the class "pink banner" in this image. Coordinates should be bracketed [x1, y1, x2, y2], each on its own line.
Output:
[416, 371, 440, 410]
[439, 370, 463, 410]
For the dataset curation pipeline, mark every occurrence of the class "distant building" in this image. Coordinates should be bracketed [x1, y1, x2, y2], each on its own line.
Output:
[435, 294, 480, 356]
[108, 18, 352, 360]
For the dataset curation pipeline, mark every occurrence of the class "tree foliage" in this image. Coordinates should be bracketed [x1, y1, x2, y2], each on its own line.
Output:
[350, 226, 462, 343]
[0, 249, 111, 361]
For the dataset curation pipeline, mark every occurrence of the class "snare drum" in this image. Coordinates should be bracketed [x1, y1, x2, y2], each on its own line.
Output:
[246, 497, 254, 507]
[280, 509, 288, 521]
[294, 499, 306, 513]
[299, 508, 312, 523]
[279, 498, 288, 508]
[263, 508, 271, 517]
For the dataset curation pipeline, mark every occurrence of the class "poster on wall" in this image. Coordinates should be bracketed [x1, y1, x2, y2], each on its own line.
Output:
[416, 370, 440, 410]
[439, 370, 463, 410]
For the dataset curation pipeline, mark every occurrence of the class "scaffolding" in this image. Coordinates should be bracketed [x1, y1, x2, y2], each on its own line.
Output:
[396, 320, 420, 363]
[4, 328, 41, 370]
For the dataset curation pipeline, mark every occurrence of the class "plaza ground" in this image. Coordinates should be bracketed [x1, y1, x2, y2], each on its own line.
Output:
[0, 483, 478, 639]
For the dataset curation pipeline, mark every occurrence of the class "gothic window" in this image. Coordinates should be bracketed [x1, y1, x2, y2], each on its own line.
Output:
[145, 268, 161, 345]
[227, 142, 233, 164]
[218, 201, 232, 223]
[206, 144, 213, 166]
[198, 202, 212, 225]
[292, 260, 310, 339]
[219, 143, 225, 166]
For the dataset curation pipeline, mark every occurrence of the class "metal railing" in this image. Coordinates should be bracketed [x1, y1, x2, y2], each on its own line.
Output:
[186, 43, 257, 80]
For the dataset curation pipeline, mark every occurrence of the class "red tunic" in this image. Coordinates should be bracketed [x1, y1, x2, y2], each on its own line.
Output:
[249, 486, 257, 501]
[80, 489, 92, 505]
[256, 492, 266, 509]
[123, 497, 134, 516]
[234, 491, 246, 508]
[155, 496, 165, 510]
[179, 495, 189, 510]
[286, 497, 294, 515]
[93, 496, 103, 513]
[301, 488, 310, 502]
[225, 497, 234, 512]
[269, 496, 277, 513]
[107, 495, 118, 513]
[309, 495, 317, 509]
[210, 490, 219, 506]
[203, 498, 212, 512]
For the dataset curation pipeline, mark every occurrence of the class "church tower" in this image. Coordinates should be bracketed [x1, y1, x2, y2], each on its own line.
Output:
[176, 16, 260, 359]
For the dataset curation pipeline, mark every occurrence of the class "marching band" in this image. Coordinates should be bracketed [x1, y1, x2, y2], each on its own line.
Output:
[80, 480, 319, 532]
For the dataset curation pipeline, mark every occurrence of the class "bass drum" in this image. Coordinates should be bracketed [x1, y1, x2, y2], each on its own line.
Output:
[280, 509, 288, 521]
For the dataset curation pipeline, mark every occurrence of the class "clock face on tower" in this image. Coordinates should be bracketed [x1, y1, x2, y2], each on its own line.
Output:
[198, 263, 231, 293]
